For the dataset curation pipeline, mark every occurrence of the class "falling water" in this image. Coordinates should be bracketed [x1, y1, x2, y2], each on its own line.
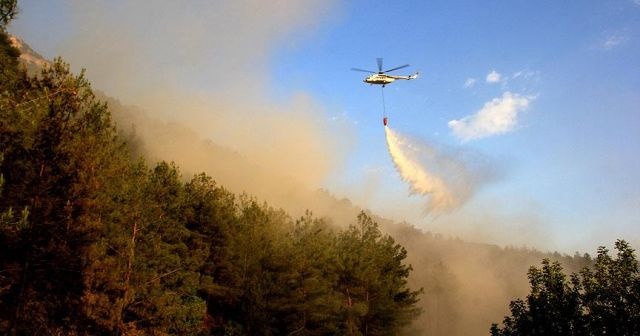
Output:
[384, 126, 459, 213]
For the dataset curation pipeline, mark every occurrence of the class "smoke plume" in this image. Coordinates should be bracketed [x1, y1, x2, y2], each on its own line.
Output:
[384, 126, 491, 213]
[16, 0, 352, 218]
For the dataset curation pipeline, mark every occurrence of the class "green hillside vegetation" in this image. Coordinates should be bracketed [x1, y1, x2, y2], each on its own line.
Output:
[103, 94, 599, 335]
[83, 66, 597, 336]
[4, 6, 639, 334]
[0, 27, 421, 334]
[102, 95, 594, 336]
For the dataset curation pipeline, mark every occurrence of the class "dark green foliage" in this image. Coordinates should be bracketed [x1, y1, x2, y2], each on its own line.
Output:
[491, 259, 584, 335]
[580, 240, 640, 335]
[275, 213, 342, 334]
[491, 240, 640, 336]
[336, 213, 422, 335]
[0, 29, 21, 90]
[0, 46, 132, 332]
[0, 30, 422, 334]
[0, 0, 17, 26]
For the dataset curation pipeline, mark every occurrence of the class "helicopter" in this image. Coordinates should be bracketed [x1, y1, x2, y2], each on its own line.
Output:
[351, 58, 418, 87]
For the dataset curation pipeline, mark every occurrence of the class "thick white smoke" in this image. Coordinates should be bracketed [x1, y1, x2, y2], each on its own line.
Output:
[384, 126, 492, 213]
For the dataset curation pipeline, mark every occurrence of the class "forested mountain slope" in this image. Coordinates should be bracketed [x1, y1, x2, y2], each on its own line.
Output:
[2, 31, 594, 335]
[1, 29, 422, 335]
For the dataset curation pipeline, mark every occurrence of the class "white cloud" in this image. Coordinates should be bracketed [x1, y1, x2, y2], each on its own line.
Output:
[512, 70, 531, 80]
[448, 91, 531, 141]
[512, 69, 538, 79]
[634, 0, 640, 6]
[602, 34, 626, 50]
[486, 70, 501, 83]
[463, 78, 477, 88]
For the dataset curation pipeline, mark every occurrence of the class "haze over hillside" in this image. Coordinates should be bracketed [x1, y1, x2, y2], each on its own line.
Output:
[7, 33, 596, 335]
[6, 1, 639, 333]
[101, 88, 594, 335]
[10, 0, 639, 254]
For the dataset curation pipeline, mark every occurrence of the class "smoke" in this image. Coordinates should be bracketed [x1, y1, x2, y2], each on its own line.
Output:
[9, 3, 590, 335]
[384, 126, 492, 214]
[58, 0, 335, 100]
[19, 0, 355, 215]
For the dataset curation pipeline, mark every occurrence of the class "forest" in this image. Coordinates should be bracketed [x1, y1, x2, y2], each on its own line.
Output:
[0, 17, 421, 333]
[2, 2, 640, 335]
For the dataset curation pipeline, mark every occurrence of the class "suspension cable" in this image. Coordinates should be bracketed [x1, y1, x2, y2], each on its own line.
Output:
[381, 86, 386, 118]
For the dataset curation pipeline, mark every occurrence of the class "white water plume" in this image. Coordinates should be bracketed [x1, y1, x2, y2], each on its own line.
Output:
[384, 126, 490, 213]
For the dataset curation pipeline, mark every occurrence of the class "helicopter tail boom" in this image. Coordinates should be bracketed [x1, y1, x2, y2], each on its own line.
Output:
[385, 72, 419, 81]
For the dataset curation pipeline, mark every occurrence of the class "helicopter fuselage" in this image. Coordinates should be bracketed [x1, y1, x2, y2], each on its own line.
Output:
[363, 73, 418, 86]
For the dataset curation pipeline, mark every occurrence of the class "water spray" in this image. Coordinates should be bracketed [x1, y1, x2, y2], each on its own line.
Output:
[384, 126, 459, 213]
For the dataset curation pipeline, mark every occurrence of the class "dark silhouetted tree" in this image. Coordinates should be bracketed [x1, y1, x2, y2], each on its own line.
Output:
[580, 240, 640, 335]
[492, 240, 640, 336]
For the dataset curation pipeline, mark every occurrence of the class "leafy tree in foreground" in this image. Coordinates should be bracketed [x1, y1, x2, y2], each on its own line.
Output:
[580, 240, 640, 335]
[491, 240, 640, 336]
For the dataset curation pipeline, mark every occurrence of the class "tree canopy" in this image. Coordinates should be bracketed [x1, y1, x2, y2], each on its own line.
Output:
[491, 240, 640, 336]
[0, 0, 17, 26]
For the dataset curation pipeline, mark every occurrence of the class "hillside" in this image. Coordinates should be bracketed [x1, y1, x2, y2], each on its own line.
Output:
[1, 30, 426, 334]
[4, 33, 594, 335]
[106, 98, 592, 335]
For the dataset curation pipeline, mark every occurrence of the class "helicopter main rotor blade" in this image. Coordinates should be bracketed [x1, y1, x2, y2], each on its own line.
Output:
[376, 58, 383, 73]
[351, 68, 377, 73]
[382, 64, 410, 73]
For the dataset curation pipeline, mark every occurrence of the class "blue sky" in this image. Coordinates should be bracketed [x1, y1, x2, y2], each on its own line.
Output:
[271, 0, 640, 251]
[9, 0, 640, 252]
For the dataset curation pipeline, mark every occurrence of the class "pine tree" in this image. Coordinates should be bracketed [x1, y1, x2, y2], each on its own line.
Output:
[336, 212, 422, 335]
[225, 197, 291, 334]
[183, 173, 237, 322]
[0, 56, 136, 333]
[119, 162, 206, 334]
[269, 212, 342, 335]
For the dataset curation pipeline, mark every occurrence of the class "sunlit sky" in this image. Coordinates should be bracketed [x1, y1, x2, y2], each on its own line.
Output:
[9, 0, 640, 253]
